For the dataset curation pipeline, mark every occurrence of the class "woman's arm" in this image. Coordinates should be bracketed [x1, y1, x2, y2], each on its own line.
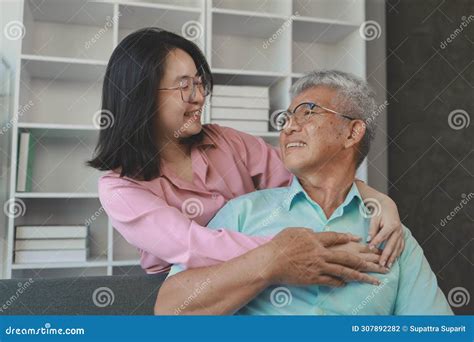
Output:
[99, 175, 275, 269]
[155, 230, 385, 315]
[226, 126, 405, 269]
[355, 180, 405, 268]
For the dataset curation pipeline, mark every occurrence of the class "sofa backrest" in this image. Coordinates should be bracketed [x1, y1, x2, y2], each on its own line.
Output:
[0, 274, 167, 315]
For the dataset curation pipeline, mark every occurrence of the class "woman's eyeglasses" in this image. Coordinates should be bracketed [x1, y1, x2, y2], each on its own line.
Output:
[158, 75, 210, 103]
[274, 101, 354, 131]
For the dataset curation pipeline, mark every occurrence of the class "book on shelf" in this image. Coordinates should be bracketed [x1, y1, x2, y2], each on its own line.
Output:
[16, 132, 35, 192]
[211, 96, 269, 109]
[213, 85, 269, 98]
[14, 249, 89, 263]
[211, 119, 269, 133]
[211, 107, 269, 121]
[15, 238, 88, 251]
[210, 86, 271, 129]
[15, 225, 89, 239]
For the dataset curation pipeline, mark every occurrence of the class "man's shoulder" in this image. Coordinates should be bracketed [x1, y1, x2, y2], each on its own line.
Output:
[225, 186, 290, 210]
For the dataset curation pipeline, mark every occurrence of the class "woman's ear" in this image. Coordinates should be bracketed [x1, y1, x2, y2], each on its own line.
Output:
[345, 120, 366, 148]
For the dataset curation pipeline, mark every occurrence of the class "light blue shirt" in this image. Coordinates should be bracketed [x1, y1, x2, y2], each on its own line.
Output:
[169, 176, 453, 315]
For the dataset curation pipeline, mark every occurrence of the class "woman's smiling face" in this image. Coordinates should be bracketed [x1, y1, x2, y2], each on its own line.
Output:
[157, 48, 206, 141]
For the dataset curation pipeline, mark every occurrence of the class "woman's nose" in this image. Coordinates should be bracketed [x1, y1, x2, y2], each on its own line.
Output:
[190, 86, 205, 104]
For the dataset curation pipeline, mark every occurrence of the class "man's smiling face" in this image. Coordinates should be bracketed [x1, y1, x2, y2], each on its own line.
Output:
[279, 86, 351, 176]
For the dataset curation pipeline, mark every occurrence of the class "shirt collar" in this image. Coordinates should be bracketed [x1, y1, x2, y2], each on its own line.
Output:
[158, 130, 216, 177]
[284, 175, 362, 212]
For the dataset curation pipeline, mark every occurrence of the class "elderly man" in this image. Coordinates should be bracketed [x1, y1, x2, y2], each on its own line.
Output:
[155, 70, 452, 315]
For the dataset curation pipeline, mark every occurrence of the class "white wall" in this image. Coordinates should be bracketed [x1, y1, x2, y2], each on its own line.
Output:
[0, 0, 25, 279]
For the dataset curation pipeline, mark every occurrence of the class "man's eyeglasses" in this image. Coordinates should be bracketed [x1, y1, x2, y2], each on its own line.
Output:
[157, 75, 210, 103]
[274, 101, 354, 131]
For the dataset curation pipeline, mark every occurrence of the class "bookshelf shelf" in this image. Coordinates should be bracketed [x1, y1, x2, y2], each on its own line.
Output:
[18, 123, 99, 139]
[21, 55, 107, 82]
[15, 192, 100, 199]
[12, 258, 109, 270]
[116, 1, 202, 12]
[4, 0, 368, 279]
[211, 0, 291, 16]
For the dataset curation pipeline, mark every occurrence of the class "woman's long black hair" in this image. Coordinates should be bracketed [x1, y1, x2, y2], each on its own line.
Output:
[87, 27, 213, 181]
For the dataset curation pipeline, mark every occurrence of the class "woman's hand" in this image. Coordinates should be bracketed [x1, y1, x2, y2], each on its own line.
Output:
[354, 180, 405, 268]
[367, 197, 405, 268]
[328, 241, 384, 271]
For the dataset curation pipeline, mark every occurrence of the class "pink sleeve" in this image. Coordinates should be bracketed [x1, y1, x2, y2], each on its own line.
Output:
[220, 126, 292, 189]
[99, 177, 271, 269]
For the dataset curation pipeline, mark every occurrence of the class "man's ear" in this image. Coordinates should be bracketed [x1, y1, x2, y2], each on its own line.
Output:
[344, 120, 366, 148]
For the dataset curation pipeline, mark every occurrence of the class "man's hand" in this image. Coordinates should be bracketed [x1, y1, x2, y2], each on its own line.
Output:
[265, 228, 388, 287]
[328, 241, 384, 273]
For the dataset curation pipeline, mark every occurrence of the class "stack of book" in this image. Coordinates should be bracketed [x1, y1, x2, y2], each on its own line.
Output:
[14, 225, 89, 264]
[211, 85, 270, 133]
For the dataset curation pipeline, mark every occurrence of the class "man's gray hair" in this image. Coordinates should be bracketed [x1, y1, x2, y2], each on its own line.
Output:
[290, 70, 378, 167]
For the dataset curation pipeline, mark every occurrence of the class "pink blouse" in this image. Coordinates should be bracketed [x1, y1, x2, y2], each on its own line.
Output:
[98, 124, 292, 273]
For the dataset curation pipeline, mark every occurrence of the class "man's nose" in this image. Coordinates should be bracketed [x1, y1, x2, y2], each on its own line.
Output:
[283, 115, 303, 134]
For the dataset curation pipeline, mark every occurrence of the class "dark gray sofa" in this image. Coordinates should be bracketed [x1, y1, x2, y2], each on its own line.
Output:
[0, 274, 167, 315]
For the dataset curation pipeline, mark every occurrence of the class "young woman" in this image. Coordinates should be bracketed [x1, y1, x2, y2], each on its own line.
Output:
[88, 28, 404, 286]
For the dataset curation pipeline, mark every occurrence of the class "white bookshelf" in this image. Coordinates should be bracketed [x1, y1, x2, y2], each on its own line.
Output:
[4, 0, 368, 279]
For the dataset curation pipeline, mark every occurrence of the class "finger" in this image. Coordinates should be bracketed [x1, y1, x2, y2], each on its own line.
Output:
[355, 243, 373, 254]
[318, 232, 361, 247]
[325, 250, 367, 270]
[315, 275, 345, 287]
[359, 244, 383, 255]
[367, 215, 381, 243]
[369, 224, 393, 249]
[388, 238, 404, 269]
[362, 261, 389, 274]
[324, 264, 380, 285]
[379, 231, 401, 267]
[358, 252, 381, 264]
